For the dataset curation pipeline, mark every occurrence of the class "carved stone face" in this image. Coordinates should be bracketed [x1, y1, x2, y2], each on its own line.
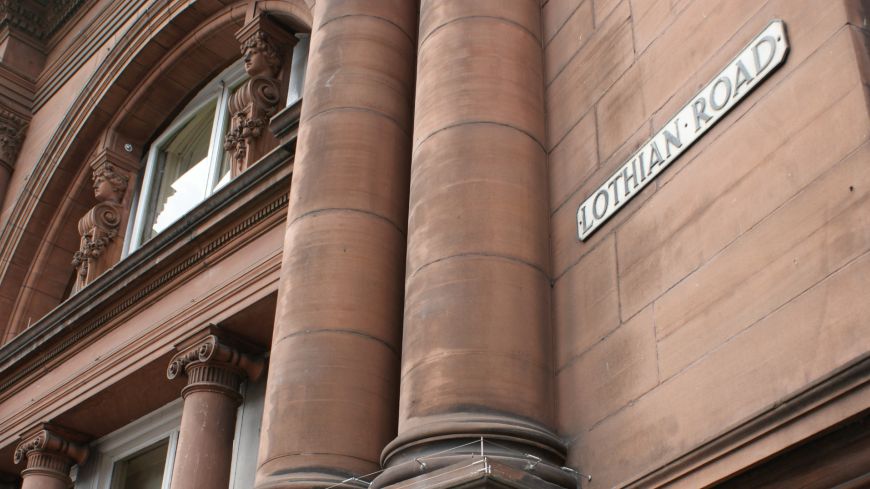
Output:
[93, 176, 119, 203]
[244, 47, 273, 77]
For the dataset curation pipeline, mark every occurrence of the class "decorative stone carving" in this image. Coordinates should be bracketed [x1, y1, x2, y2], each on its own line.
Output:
[14, 426, 88, 486]
[0, 109, 26, 174]
[71, 162, 129, 293]
[167, 328, 265, 399]
[224, 15, 295, 177]
[0, 0, 86, 39]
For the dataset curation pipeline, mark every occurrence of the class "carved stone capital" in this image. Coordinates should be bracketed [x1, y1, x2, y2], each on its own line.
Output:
[14, 425, 88, 485]
[71, 161, 131, 293]
[0, 109, 27, 174]
[224, 15, 296, 177]
[167, 327, 265, 401]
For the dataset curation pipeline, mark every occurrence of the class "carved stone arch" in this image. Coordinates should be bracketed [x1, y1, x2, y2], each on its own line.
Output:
[0, 0, 313, 343]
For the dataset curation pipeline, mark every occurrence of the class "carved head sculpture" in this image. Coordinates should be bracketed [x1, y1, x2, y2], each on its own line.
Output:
[92, 163, 129, 204]
[242, 32, 282, 78]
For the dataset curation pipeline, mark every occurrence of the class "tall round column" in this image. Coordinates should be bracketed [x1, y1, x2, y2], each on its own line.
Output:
[254, 1, 417, 488]
[167, 330, 264, 489]
[14, 426, 88, 489]
[376, 1, 568, 487]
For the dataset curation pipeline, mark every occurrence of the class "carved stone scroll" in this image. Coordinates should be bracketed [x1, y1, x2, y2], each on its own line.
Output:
[224, 15, 296, 177]
[14, 425, 88, 487]
[71, 161, 130, 293]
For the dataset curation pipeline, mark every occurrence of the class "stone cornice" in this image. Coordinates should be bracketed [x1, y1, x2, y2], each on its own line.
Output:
[0, 0, 86, 41]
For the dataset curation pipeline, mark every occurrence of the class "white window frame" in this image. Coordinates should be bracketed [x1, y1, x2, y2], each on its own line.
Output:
[228, 379, 266, 489]
[74, 400, 183, 489]
[125, 60, 247, 255]
[286, 34, 310, 107]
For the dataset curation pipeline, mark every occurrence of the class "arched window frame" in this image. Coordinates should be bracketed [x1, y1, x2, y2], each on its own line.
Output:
[0, 3, 314, 342]
[125, 60, 248, 254]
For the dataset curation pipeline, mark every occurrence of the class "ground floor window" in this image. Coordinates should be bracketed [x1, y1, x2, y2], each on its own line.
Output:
[74, 377, 265, 489]
[74, 401, 180, 489]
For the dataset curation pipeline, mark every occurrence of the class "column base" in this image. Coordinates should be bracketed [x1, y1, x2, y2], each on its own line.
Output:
[374, 414, 572, 489]
[255, 471, 370, 489]
[375, 459, 573, 489]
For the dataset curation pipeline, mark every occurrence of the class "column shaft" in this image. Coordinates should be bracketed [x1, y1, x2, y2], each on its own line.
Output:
[169, 364, 242, 489]
[376, 1, 568, 487]
[255, 1, 417, 488]
[166, 329, 263, 489]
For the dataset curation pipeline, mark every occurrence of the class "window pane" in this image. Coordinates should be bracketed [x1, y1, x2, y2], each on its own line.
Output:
[141, 99, 217, 241]
[111, 439, 169, 489]
[287, 35, 309, 106]
[215, 100, 233, 192]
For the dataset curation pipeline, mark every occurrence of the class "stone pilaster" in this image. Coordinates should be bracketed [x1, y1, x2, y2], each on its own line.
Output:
[167, 327, 264, 489]
[224, 14, 296, 177]
[14, 425, 88, 489]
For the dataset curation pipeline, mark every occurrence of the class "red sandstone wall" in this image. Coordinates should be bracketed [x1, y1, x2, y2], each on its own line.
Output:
[545, 0, 870, 486]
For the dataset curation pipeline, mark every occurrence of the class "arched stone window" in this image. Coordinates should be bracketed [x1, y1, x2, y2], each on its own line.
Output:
[0, 1, 313, 343]
[127, 61, 245, 251]
[72, 13, 304, 290]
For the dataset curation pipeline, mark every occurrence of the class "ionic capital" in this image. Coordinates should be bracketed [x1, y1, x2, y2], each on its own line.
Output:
[167, 327, 265, 400]
[14, 425, 88, 484]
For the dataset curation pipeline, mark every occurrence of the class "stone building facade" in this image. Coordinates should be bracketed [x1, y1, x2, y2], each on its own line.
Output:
[0, 1, 867, 488]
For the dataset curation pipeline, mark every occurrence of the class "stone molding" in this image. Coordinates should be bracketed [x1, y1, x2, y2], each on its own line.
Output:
[225, 14, 296, 176]
[0, 185, 290, 395]
[0, 0, 85, 40]
[0, 109, 27, 174]
[34, 0, 145, 111]
[377, 458, 569, 489]
[167, 328, 265, 400]
[71, 161, 131, 293]
[623, 353, 870, 488]
[14, 426, 88, 484]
